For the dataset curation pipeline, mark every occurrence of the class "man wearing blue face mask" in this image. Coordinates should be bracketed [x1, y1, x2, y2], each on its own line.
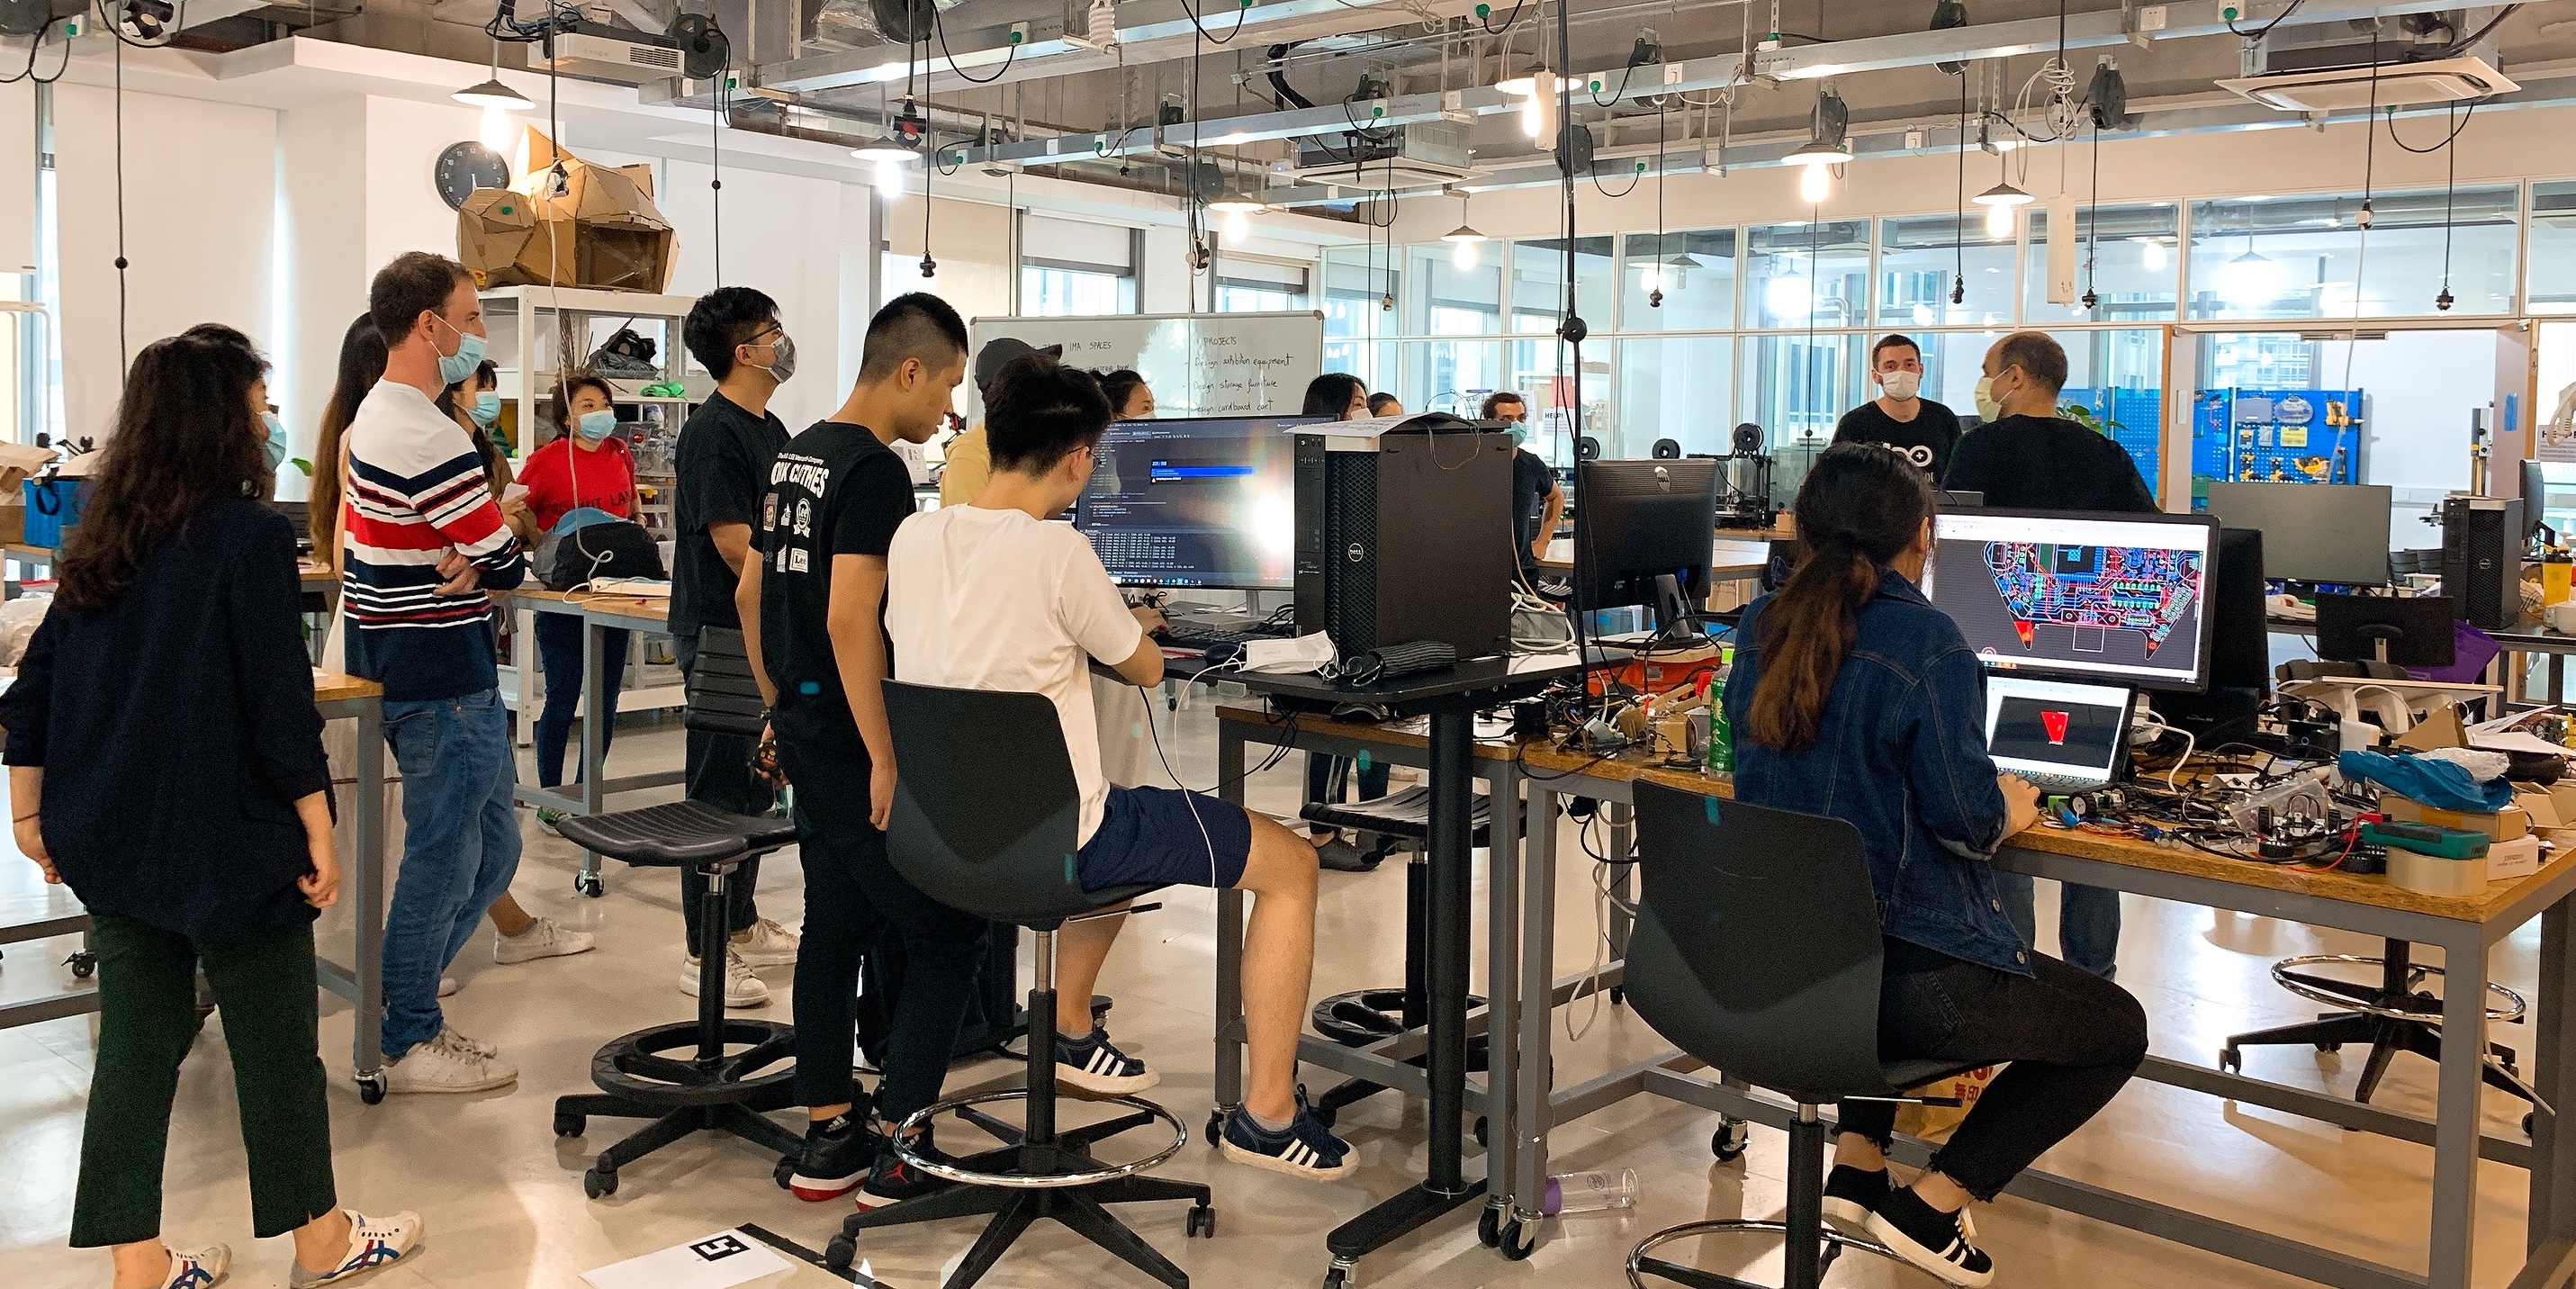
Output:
[341, 251, 529, 1095]
[1485, 391, 1564, 571]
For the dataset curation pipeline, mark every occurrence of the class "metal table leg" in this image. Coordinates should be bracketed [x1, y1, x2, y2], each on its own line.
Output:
[2431, 926, 2489, 1289]
[1321, 706, 1487, 1279]
[1512, 780, 1561, 1237]
[575, 615, 608, 897]
[1479, 760, 1524, 1246]
[1212, 722, 1247, 1128]
[2525, 897, 2576, 1288]
[351, 699, 386, 1098]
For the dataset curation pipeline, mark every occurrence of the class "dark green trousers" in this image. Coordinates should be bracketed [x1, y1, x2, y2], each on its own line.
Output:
[71, 915, 338, 1248]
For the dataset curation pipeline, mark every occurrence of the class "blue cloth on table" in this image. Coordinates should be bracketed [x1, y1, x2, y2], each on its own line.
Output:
[2337, 750, 2514, 813]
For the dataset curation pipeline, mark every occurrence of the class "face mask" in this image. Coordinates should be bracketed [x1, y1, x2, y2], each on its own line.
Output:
[574, 409, 617, 442]
[761, 331, 797, 383]
[1972, 374, 2001, 421]
[470, 392, 501, 428]
[1879, 370, 1922, 401]
[1507, 423, 1528, 446]
[435, 314, 487, 387]
[261, 411, 288, 470]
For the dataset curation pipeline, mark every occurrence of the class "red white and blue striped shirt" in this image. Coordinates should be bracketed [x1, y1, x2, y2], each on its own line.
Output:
[339, 380, 527, 701]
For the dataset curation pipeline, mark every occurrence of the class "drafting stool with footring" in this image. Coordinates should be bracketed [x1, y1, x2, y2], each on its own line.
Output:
[2221, 939, 2539, 1131]
[822, 681, 1213, 1288]
[1622, 783, 1973, 1289]
[550, 626, 805, 1198]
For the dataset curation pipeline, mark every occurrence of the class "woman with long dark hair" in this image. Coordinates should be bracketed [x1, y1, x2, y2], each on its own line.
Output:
[4, 329, 421, 1289]
[1720, 444, 2146, 1288]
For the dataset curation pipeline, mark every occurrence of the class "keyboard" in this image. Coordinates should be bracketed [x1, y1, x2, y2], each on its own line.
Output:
[1158, 624, 1290, 651]
[2019, 771, 2113, 795]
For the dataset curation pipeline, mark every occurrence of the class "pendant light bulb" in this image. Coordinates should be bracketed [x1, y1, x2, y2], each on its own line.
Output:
[875, 156, 905, 196]
[479, 104, 514, 154]
[1985, 200, 2013, 239]
[1222, 208, 1249, 243]
[1798, 161, 1831, 204]
[1452, 237, 1479, 269]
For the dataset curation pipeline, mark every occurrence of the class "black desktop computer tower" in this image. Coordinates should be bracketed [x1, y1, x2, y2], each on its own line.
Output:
[1293, 421, 1515, 657]
[2440, 495, 2523, 630]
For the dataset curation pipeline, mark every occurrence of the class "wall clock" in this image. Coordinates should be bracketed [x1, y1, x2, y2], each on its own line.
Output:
[435, 141, 511, 211]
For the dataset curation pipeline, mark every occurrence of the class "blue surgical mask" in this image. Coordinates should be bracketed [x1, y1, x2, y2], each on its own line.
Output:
[1507, 424, 1528, 446]
[262, 410, 288, 470]
[436, 314, 487, 387]
[470, 392, 501, 428]
[574, 409, 617, 442]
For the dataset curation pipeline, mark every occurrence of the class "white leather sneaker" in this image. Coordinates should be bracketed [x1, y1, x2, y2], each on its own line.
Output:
[728, 917, 800, 967]
[287, 1210, 423, 1286]
[680, 950, 770, 1007]
[493, 916, 595, 965]
[383, 1027, 516, 1095]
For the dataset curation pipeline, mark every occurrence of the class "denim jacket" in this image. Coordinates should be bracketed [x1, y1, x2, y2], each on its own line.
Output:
[1722, 568, 2032, 976]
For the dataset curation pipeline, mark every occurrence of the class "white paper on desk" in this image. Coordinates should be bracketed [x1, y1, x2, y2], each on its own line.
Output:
[579, 1230, 789, 1289]
[2465, 709, 2575, 756]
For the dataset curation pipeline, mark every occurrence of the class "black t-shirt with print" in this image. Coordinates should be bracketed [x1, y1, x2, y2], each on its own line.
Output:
[671, 392, 789, 639]
[1832, 399, 1962, 480]
[755, 420, 914, 765]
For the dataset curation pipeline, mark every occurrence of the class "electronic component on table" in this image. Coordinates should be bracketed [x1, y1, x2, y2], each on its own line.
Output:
[1982, 674, 2133, 793]
[1157, 623, 1293, 652]
[2358, 820, 2490, 860]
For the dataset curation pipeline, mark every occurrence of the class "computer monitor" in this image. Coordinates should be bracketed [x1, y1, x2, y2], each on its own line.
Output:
[2316, 592, 2456, 668]
[2201, 482, 2393, 587]
[2525, 459, 2553, 541]
[1983, 675, 2133, 791]
[2148, 527, 2267, 744]
[1573, 458, 1722, 628]
[1928, 507, 2220, 692]
[1072, 415, 1327, 590]
[1937, 490, 1983, 509]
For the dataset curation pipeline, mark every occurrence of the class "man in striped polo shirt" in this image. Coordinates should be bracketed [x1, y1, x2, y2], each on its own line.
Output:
[343, 251, 529, 1095]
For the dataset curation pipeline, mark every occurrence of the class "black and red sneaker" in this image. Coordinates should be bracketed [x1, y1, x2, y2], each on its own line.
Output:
[857, 1130, 956, 1209]
[788, 1113, 881, 1202]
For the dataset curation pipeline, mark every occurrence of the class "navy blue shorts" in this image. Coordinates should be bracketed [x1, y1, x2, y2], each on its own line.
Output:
[1076, 786, 1253, 893]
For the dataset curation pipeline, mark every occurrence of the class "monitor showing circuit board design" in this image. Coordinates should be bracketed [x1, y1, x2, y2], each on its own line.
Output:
[1926, 508, 2220, 692]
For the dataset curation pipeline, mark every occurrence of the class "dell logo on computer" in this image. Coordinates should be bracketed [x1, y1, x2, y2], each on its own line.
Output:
[1346, 542, 1366, 563]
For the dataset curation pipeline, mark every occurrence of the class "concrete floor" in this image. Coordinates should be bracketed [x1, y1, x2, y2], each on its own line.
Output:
[0, 689, 2557, 1288]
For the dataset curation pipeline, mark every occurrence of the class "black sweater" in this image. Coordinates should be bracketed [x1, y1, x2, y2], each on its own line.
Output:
[3, 499, 333, 946]
[1942, 414, 2159, 514]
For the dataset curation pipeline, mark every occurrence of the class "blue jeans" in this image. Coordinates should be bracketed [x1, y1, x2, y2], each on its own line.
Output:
[1995, 872, 2122, 979]
[533, 613, 629, 790]
[379, 690, 521, 1058]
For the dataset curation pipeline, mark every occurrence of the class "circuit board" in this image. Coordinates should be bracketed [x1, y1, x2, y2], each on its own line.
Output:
[1984, 541, 2206, 658]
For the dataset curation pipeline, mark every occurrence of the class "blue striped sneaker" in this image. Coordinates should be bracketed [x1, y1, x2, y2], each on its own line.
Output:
[1220, 1088, 1356, 1182]
[287, 1210, 422, 1286]
[161, 1244, 229, 1289]
[1054, 1026, 1159, 1095]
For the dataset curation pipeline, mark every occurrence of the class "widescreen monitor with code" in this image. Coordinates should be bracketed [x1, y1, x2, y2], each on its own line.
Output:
[1927, 508, 2220, 692]
[1071, 415, 1325, 590]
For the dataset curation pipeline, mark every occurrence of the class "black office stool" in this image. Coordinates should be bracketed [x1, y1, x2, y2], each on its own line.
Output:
[552, 802, 804, 1197]
[1300, 786, 1492, 1134]
[1617, 783, 1975, 1288]
[2221, 941, 2540, 1124]
[824, 682, 1212, 1289]
[549, 626, 806, 1198]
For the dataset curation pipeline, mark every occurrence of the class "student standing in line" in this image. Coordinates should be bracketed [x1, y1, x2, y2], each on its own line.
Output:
[5, 329, 423, 1289]
[1486, 390, 1565, 570]
[935, 337, 1060, 509]
[1833, 334, 1962, 480]
[1725, 444, 2147, 1288]
[517, 376, 642, 828]
[1296, 374, 1385, 869]
[887, 351, 1354, 1180]
[740, 293, 991, 1208]
[1367, 392, 1404, 418]
[340, 251, 529, 1095]
[1942, 330, 2156, 979]
[669, 286, 804, 1010]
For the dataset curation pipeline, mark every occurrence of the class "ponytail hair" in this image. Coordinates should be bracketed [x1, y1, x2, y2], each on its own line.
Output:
[1745, 444, 1938, 752]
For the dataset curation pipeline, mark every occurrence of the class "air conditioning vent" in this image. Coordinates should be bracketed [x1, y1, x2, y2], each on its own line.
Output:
[1287, 122, 1478, 190]
[535, 30, 689, 86]
[2217, 55, 2516, 113]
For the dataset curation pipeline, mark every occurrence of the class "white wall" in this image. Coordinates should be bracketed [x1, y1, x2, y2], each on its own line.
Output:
[0, 85, 33, 274]
[662, 158, 865, 431]
[2351, 329, 2499, 545]
[53, 84, 277, 445]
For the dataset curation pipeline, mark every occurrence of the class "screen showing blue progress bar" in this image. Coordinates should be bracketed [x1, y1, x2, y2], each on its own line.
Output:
[1149, 464, 1255, 480]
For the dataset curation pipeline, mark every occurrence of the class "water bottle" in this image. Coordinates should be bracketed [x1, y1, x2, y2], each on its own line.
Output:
[1541, 1167, 1639, 1216]
[1705, 668, 1734, 776]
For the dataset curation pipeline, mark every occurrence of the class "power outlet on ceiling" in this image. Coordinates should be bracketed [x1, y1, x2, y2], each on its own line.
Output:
[2140, 5, 2169, 31]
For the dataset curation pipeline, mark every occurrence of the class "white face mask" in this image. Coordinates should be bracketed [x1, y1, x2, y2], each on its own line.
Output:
[1240, 631, 1338, 674]
[1878, 370, 1922, 401]
[1973, 374, 2002, 420]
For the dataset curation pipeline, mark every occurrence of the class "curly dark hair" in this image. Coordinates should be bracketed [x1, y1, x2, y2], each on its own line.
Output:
[57, 330, 273, 610]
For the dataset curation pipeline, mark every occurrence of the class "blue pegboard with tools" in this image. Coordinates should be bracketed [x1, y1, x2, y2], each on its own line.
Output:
[2192, 388, 2364, 490]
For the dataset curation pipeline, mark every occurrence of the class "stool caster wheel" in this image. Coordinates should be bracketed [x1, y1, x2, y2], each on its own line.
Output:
[67, 951, 96, 979]
[1712, 1117, 1751, 1162]
[356, 1073, 386, 1105]
[1205, 1109, 1226, 1145]
[773, 1156, 797, 1189]
[2219, 1046, 2242, 1074]
[1499, 1212, 1538, 1261]
[2317, 1041, 2342, 1053]
[1473, 1115, 1488, 1148]
[574, 873, 605, 899]
[554, 1112, 585, 1139]
[824, 1236, 857, 1271]
[1477, 1202, 1503, 1248]
[1321, 1265, 1353, 1289]
[1187, 1203, 1216, 1238]
[1609, 985, 1625, 1006]
[583, 1164, 617, 1198]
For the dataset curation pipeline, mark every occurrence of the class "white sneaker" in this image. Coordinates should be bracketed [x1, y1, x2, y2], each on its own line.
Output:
[160, 1242, 230, 1288]
[494, 916, 595, 965]
[287, 1209, 424, 1286]
[383, 1027, 516, 1095]
[448, 1028, 500, 1059]
[680, 950, 770, 1008]
[436, 977, 458, 998]
[728, 917, 800, 967]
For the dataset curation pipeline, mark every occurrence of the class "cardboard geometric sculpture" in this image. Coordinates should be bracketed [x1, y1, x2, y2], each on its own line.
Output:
[457, 127, 674, 293]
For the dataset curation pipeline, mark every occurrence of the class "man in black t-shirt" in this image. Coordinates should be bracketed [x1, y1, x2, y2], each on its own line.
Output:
[1487, 391, 1563, 568]
[1832, 333, 1961, 479]
[738, 293, 986, 1208]
[671, 287, 798, 1005]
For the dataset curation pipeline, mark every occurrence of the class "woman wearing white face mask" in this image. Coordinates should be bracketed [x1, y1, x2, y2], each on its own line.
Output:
[518, 377, 641, 807]
[1831, 334, 1962, 481]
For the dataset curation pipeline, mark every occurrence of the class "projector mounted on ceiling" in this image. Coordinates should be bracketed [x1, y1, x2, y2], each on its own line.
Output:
[2217, 55, 2517, 113]
[534, 25, 686, 86]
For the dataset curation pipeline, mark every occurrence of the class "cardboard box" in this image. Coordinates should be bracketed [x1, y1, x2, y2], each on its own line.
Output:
[0, 442, 57, 494]
[458, 128, 673, 293]
[2488, 834, 2542, 882]
[2513, 782, 2576, 829]
[2382, 793, 2530, 842]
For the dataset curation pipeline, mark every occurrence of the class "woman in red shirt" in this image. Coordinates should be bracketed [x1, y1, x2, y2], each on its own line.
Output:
[520, 376, 639, 804]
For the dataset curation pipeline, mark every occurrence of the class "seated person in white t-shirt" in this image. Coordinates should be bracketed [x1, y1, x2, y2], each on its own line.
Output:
[885, 352, 1354, 1182]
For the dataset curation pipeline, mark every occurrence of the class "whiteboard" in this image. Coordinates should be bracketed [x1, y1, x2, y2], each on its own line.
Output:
[966, 311, 1324, 419]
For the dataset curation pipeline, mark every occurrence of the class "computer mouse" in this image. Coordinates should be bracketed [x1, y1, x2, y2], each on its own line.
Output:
[1202, 641, 1244, 667]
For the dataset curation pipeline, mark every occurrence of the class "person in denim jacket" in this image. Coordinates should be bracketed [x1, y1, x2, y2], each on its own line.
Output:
[1724, 444, 2148, 1288]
